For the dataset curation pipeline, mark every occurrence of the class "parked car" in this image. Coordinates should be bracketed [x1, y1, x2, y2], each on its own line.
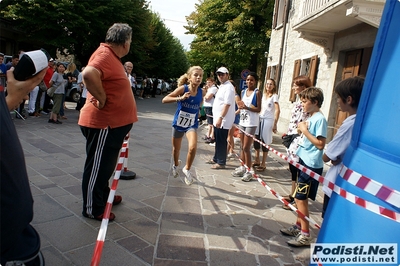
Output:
[65, 82, 81, 102]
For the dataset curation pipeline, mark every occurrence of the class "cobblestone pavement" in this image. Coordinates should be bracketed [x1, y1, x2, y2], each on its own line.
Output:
[12, 96, 326, 266]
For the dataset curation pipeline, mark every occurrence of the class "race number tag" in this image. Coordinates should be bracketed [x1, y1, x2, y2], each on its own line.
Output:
[240, 110, 249, 123]
[177, 111, 196, 128]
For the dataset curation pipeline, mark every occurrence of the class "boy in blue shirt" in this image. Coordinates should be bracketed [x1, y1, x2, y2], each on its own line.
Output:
[280, 87, 327, 247]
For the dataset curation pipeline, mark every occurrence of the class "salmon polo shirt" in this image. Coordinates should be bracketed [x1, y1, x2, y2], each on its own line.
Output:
[78, 43, 138, 129]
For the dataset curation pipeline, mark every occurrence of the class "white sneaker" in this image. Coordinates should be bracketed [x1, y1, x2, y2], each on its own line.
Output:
[287, 233, 313, 247]
[241, 171, 253, 182]
[171, 160, 181, 178]
[231, 166, 245, 177]
[227, 153, 235, 159]
[182, 168, 194, 185]
[280, 225, 300, 237]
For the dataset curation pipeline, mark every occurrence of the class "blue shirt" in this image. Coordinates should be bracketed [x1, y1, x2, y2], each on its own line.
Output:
[172, 84, 202, 132]
[296, 112, 327, 168]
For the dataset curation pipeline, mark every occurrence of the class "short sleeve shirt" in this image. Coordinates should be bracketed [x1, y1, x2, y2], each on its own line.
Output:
[322, 114, 356, 196]
[296, 112, 327, 168]
[78, 43, 138, 129]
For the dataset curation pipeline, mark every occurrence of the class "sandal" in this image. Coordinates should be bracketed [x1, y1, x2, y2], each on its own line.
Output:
[251, 162, 260, 167]
[206, 159, 216, 164]
[256, 165, 266, 172]
[211, 164, 226, 169]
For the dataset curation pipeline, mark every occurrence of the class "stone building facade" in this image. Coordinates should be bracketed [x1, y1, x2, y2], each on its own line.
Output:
[267, 0, 385, 141]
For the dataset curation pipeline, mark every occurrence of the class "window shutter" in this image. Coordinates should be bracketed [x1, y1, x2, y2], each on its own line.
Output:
[266, 66, 271, 79]
[290, 60, 301, 102]
[309, 55, 319, 86]
[272, 0, 279, 29]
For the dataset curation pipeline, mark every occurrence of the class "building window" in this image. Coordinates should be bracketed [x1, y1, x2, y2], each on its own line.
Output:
[273, 0, 287, 29]
[266, 64, 281, 93]
[289, 55, 318, 102]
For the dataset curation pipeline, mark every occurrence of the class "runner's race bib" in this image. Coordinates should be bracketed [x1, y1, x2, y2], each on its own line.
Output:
[177, 110, 196, 128]
[240, 110, 249, 123]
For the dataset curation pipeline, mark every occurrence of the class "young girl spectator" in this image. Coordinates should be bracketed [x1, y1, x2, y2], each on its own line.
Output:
[253, 78, 280, 171]
[231, 72, 261, 182]
[162, 66, 205, 185]
[48, 62, 67, 124]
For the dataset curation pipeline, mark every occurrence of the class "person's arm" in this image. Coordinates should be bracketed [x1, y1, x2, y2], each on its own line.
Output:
[82, 66, 107, 109]
[298, 121, 326, 150]
[204, 86, 215, 101]
[273, 101, 280, 133]
[162, 85, 188, 103]
[5, 67, 47, 111]
[215, 103, 230, 128]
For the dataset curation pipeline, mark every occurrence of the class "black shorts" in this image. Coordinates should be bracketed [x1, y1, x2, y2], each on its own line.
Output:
[294, 158, 322, 201]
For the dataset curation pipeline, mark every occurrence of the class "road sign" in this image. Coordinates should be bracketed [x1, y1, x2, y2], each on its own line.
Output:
[241, 69, 250, 80]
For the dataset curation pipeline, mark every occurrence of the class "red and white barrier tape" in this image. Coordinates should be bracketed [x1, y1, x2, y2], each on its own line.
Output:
[339, 165, 400, 208]
[234, 125, 400, 223]
[227, 141, 321, 229]
[90, 140, 128, 266]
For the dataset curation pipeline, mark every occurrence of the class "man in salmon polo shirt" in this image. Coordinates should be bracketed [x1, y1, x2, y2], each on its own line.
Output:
[79, 23, 138, 221]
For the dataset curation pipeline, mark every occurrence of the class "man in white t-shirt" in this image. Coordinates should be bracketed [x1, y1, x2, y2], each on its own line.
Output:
[209, 67, 235, 169]
[203, 77, 218, 143]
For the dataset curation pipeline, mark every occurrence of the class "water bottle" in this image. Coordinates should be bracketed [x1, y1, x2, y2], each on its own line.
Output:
[13, 48, 51, 81]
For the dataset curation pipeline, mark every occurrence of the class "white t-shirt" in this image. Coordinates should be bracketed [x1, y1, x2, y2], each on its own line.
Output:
[212, 81, 235, 129]
[203, 85, 218, 107]
[260, 94, 278, 119]
[323, 114, 356, 197]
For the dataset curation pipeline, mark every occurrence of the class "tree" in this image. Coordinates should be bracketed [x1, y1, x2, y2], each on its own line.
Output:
[185, 0, 273, 80]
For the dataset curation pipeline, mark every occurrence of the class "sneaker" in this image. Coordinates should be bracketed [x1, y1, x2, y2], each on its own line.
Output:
[231, 166, 246, 177]
[209, 142, 215, 147]
[113, 195, 122, 206]
[280, 225, 300, 237]
[171, 160, 181, 178]
[138, 97, 144, 100]
[202, 135, 209, 140]
[287, 233, 313, 247]
[182, 168, 194, 185]
[241, 171, 253, 182]
[40, 110, 49, 115]
[227, 153, 235, 159]
[205, 138, 215, 144]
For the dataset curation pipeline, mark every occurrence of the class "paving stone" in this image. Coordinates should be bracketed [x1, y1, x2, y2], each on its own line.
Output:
[160, 212, 204, 237]
[208, 249, 257, 266]
[122, 217, 159, 245]
[258, 254, 281, 266]
[206, 227, 247, 249]
[203, 210, 233, 227]
[32, 194, 73, 224]
[163, 197, 201, 213]
[157, 234, 206, 261]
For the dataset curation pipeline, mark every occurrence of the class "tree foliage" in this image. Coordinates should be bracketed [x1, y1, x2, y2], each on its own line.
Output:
[0, 0, 188, 79]
[186, 0, 274, 78]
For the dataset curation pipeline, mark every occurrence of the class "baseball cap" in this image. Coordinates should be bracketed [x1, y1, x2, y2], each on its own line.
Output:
[49, 58, 54, 62]
[216, 67, 229, 74]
